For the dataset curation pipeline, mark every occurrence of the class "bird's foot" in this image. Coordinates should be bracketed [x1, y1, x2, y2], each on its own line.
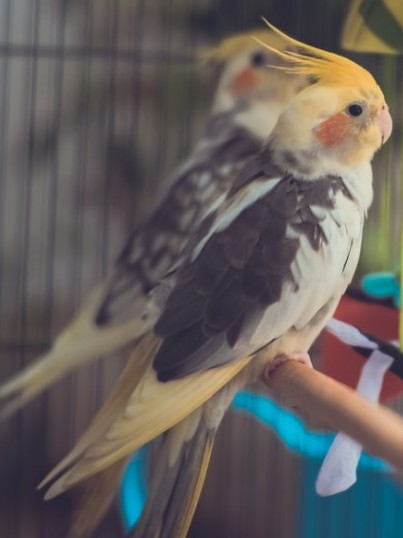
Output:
[261, 352, 313, 412]
[263, 351, 313, 381]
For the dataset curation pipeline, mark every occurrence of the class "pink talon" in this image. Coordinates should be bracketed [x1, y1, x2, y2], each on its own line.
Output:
[263, 351, 313, 381]
[262, 352, 313, 411]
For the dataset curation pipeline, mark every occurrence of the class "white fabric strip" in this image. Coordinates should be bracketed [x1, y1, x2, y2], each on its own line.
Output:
[316, 348, 394, 496]
[326, 318, 378, 350]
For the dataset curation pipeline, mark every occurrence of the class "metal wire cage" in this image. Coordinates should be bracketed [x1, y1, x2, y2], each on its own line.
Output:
[0, 1, 401, 537]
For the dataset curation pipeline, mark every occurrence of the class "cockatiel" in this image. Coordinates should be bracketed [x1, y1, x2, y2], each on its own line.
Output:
[0, 29, 306, 417]
[37, 21, 393, 538]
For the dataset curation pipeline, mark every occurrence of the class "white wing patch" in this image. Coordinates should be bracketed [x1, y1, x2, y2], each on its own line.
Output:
[249, 194, 363, 349]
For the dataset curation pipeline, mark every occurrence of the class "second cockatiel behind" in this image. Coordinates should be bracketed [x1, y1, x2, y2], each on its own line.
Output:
[0, 29, 306, 418]
[41, 22, 393, 538]
[0, 30, 306, 537]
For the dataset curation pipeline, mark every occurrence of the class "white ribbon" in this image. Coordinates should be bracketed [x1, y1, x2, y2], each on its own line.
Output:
[316, 319, 394, 496]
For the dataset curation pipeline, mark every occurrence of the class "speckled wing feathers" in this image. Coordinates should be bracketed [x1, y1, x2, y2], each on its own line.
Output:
[154, 170, 353, 382]
[95, 119, 263, 326]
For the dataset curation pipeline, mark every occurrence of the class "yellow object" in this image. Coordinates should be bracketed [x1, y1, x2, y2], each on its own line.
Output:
[341, 0, 403, 54]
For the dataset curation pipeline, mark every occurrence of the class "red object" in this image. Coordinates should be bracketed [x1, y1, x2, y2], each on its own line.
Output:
[320, 294, 403, 401]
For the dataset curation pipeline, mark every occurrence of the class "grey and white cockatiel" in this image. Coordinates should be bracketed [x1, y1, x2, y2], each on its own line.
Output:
[38, 23, 392, 538]
[0, 29, 305, 417]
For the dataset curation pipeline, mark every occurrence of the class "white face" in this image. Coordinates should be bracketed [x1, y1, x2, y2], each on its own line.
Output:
[271, 84, 390, 170]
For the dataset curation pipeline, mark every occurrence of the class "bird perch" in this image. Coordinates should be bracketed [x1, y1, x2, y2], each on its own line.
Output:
[266, 360, 403, 471]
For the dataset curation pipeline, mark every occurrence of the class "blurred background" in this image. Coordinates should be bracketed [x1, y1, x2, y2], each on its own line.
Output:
[0, 0, 401, 537]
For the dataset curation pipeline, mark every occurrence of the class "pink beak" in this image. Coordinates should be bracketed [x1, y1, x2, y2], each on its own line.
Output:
[376, 104, 393, 144]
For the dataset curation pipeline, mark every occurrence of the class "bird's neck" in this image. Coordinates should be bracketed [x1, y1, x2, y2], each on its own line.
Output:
[340, 161, 374, 213]
[272, 146, 374, 212]
[212, 90, 291, 142]
[234, 100, 285, 141]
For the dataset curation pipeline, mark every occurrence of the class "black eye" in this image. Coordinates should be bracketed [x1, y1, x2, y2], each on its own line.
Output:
[250, 51, 266, 67]
[347, 103, 363, 117]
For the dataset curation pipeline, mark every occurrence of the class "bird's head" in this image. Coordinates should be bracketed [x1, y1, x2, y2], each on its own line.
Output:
[257, 21, 393, 175]
[204, 29, 308, 136]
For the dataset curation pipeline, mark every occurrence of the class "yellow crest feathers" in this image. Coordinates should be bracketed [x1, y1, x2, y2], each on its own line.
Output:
[202, 28, 287, 64]
[256, 19, 381, 93]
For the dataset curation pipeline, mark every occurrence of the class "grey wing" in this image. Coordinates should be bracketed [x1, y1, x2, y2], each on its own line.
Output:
[153, 174, 362, 382]
[0, 122, 264, 417]
[94, 122, 263, 326]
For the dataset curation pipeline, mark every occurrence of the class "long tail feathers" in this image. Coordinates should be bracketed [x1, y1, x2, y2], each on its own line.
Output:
[39, 333, 159, 491]
[40, 354, 250, 498]
[130, 412, 217, 538]
[47, 369, 240, 536]
[67, 459, 129, 538]
[0, 288, 157, 419]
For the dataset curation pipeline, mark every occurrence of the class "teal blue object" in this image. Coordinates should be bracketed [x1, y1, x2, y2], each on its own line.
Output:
[298, 459, 403, 538]
[361, 272, 401, 307]
[232, 391, 387, 469]
[120, 391, 389, 532]
[120, 446, 148, 531]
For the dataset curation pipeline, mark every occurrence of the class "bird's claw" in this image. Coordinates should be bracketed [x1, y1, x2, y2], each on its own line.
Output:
[263, 351, 313, 381]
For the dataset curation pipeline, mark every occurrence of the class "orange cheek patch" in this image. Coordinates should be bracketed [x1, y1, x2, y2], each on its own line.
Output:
[315, 112, 349, 147]
[231, 67, 257, 94]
